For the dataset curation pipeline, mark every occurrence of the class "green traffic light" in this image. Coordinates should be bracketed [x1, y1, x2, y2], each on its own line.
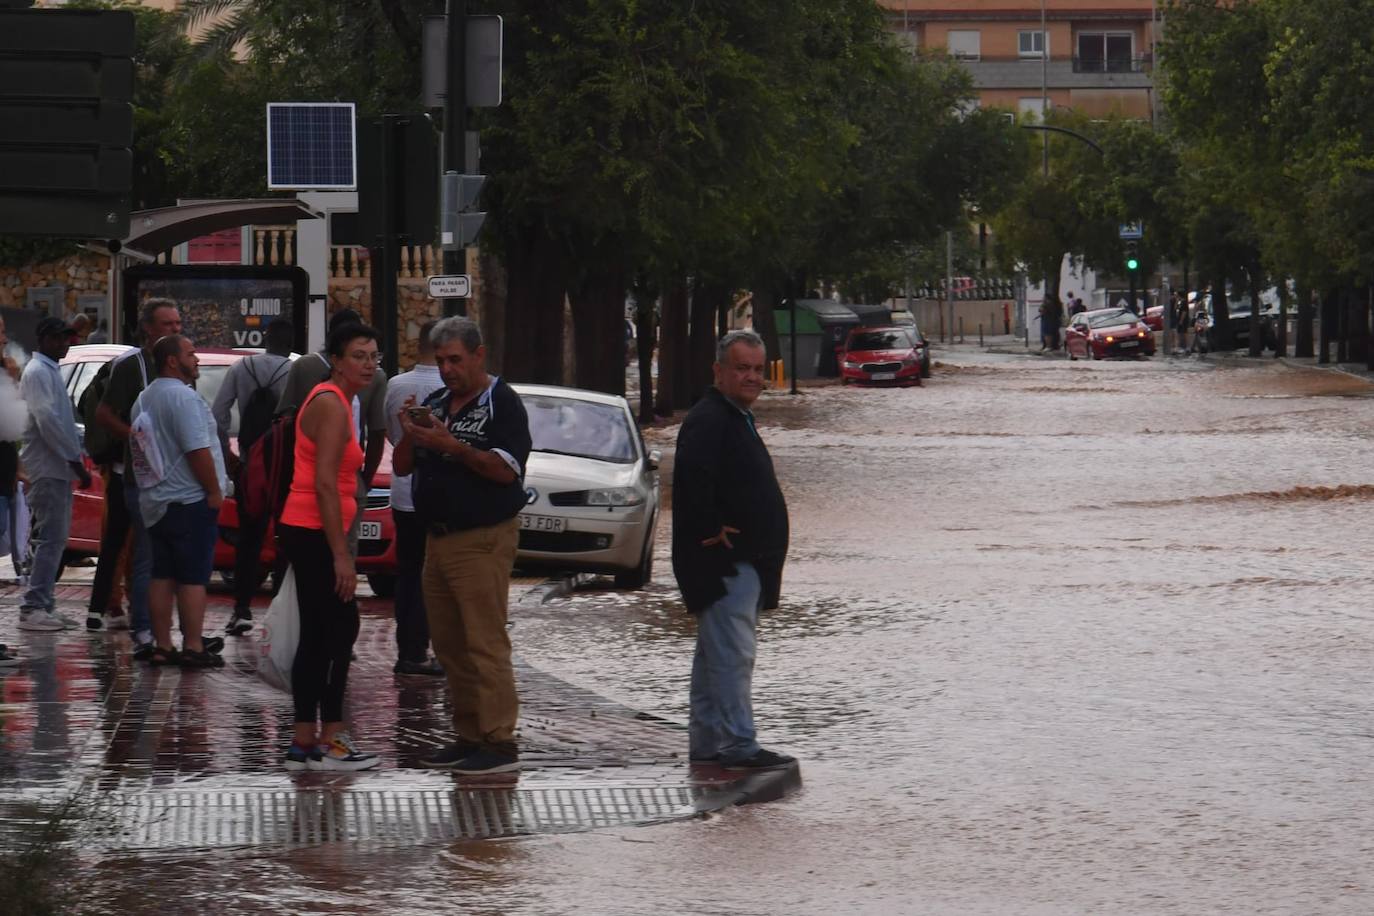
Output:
[1126, 258, 1139, 271]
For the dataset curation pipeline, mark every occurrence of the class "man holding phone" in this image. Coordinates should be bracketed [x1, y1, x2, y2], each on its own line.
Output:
[393, 317, 531, 776]
[382, 321, 444, 677]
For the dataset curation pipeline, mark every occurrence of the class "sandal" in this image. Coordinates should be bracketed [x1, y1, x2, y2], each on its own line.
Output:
[179, 649, 225, 669]
[148, 646, 180, 666]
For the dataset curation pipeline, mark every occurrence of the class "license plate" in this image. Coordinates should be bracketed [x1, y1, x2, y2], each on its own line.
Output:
[1119, 340, 1139, 348]
[520, 514, 566, 533]
[870, 372, 896, 381]
[359, 521, 382, 540]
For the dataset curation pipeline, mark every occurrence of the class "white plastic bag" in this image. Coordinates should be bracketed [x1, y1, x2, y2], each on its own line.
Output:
[258, 566, 299, 692]
[128, 410, 166, 490]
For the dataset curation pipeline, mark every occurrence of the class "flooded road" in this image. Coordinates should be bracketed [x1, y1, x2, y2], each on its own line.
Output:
[50, 351, 1374, 913]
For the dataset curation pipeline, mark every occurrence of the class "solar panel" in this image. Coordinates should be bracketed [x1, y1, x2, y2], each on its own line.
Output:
[266, 102, 357, 190]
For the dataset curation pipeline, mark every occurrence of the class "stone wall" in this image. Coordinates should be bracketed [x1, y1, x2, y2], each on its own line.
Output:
[0, 252, 112, 313]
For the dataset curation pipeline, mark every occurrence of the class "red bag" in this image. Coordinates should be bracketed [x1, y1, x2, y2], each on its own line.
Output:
[241, 411, 296, 521]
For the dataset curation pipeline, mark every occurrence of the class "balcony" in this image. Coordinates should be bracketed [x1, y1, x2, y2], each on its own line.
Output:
[1073, 55, 1152, 74]
[952, 56, 1154, 91]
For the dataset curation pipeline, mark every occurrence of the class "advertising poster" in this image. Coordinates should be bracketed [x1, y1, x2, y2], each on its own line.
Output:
[123, 266, 308, 351]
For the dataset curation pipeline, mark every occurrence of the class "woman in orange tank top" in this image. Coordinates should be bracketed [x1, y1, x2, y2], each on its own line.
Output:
[278, 322, 381, 772]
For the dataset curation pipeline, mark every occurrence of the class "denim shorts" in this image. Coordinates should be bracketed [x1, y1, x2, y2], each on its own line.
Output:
[149, 499, 218, 586]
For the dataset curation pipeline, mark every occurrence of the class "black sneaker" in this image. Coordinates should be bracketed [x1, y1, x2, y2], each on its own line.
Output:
[688, 752, 721, 765]
[723, 748, 795, 771]
[85, 612, 104, 631]
[225, 610, 253, 636]
[419, 740, 480, 769]
[132, 638, 156, 662]
[393, 657, 444, 677]
[451, 747, 520, 775]
[200, 636, 225, 655]
[178, 648, 225, 669]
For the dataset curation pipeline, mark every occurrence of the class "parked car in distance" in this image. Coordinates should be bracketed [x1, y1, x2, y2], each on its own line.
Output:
[512, 384, 660, 588]
[1065, 308, 1156, 360]
[58, 345, 399, 596]
[1143, 304, 1165, 332]
[840, 326, 926, 387]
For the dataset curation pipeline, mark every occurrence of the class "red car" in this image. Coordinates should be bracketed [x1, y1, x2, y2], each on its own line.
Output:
[1143, 305, 1165, 332]
[840, 326, 925, 387]
[1064, 308, 1156, 360]
[59, 345, 399, 595]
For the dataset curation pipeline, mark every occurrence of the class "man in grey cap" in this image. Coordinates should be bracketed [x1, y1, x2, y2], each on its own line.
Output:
[18, 317, 92, 631]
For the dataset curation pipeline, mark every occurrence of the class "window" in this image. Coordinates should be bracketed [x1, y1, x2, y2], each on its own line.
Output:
[1018, 30, 1046, 57]
[1018, 97, 1047, 120]
[946, 30, 981, 61]
[1077, 32, 1135, 72]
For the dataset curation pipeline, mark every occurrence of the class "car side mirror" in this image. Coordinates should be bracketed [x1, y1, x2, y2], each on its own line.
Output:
[648, 449, 661, 471]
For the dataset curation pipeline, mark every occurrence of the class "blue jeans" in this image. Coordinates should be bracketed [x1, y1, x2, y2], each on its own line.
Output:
[0, 493, 9, 552]
[21, 478, 73, 612]
[123, 476, 152, 637]
[689, 562, 763, 763]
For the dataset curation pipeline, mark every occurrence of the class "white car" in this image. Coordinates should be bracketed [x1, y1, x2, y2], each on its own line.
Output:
[513, 384, 661, 588]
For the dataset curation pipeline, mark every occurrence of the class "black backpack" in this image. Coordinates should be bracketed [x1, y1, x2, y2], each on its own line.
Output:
[237, 357, 289, 454]
[81, 352, 148, 466]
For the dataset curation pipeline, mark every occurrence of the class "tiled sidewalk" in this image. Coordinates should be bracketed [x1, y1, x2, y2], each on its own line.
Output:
[0, 578, 799, 850]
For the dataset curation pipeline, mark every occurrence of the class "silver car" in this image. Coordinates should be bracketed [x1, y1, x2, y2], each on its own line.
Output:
[513, 384, 661, 588]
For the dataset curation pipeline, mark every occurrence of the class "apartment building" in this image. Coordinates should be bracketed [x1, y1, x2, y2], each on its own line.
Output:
[881, 0, 1157, 120]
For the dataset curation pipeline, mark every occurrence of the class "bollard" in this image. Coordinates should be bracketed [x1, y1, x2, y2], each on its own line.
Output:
[979, 323, 984, 347]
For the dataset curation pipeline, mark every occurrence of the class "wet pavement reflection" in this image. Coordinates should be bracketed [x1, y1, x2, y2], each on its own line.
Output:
[8, 348, 1374, 913]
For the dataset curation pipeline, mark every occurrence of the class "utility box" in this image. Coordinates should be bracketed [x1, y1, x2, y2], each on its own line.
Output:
[775, 307, 823, 380]
[794, 299, 860, 376]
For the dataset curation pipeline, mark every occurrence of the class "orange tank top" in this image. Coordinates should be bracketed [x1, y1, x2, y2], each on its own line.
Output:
[279, 382, 365, 531]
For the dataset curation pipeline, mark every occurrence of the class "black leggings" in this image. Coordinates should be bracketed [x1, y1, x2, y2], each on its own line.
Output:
[279, 524, 359, 725]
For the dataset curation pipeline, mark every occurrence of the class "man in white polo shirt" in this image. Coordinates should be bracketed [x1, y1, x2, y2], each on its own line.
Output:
[383, 320, 443, 677]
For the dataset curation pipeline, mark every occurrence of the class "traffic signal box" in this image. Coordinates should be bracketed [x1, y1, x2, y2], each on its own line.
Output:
[0, 7, 136, 239]
[1125, 240, 1140, 273]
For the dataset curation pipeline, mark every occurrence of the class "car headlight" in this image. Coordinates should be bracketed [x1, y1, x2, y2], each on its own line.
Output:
[901, 356, 919, 367]
[843, 361, 860, 370]
[586, 487, 645, 507]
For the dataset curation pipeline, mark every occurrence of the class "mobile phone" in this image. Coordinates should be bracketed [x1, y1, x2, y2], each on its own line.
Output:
[406, 406, 434, 427]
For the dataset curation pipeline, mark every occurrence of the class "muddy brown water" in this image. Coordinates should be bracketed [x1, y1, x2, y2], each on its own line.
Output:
[51, 352, 1374, 913]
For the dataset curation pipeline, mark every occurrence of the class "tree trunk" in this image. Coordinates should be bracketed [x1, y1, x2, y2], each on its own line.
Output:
[1211, 272, 1232, 351]
[1295, 280, 1314, 358]
[1275, 280, 1288, 359]
[1367, 285, 1374, 372]
[476, 246, 508, 376]
[636, 295, 656, 424]
[1337, 286, 1351, 363]
[1043, 270, 1063, 350]
[501, 226, 566, 384]
[1318, 287, 1334, 364]
[689, 280, 727, 404]
[751, 287, 781, 361]
[1248, 272, 1262, 358]
[655, 277, 690, 415]
[568, 259, 627, 396]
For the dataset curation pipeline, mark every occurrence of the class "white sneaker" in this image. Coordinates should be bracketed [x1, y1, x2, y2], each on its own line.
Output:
[106, 613, 130, 631]
[54, 612, 78, 629]
[19, 610, 65, 632]
[313, 733, 380, 771]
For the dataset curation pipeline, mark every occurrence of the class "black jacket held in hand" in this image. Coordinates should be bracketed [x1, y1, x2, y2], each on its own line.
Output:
[671, 386, 789, 614]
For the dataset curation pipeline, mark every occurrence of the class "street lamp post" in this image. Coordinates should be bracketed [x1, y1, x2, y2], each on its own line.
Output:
[1041, 0, 1049, 177]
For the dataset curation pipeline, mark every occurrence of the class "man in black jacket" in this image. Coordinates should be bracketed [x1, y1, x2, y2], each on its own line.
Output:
[672, 329, 793, 771]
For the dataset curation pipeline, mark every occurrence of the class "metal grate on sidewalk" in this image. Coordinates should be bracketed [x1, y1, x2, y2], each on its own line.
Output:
[94, 785, 700, 850]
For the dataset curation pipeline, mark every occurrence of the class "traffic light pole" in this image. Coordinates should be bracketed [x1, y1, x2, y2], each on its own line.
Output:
[442, 0, 468, 317]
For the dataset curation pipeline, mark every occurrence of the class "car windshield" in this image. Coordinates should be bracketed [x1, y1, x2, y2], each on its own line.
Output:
[1087, 310, 1137, 329]
[848, 330, 911, 351]
[525, 395, 636, 464]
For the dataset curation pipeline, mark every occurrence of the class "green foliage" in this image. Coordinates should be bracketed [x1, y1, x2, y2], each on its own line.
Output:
[0, 237, 79, 269]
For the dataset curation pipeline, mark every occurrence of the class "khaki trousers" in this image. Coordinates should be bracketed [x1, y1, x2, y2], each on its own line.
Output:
[422, 517, 521, 746]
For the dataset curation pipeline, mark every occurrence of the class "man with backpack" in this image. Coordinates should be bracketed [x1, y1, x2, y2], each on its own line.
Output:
[212, 318, 294, 635]
[92, 299, 183, 657]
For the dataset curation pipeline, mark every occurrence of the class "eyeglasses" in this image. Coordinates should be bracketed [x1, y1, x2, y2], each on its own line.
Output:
[348, 351, 383, 364]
